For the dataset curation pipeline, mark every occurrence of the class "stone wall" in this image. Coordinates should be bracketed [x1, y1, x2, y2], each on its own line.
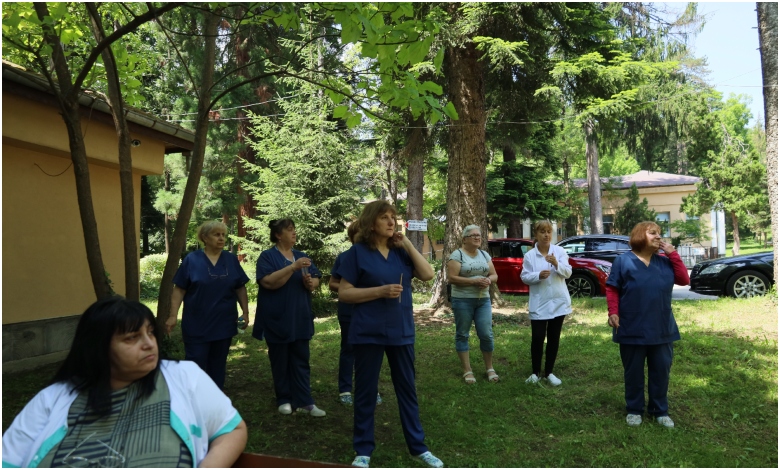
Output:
[2, 315, 80, 373]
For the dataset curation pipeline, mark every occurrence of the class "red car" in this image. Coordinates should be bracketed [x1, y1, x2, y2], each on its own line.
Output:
[487, 238, 610, 298]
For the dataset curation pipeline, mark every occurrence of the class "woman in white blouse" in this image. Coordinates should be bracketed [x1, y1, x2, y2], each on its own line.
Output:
[520, 220, 572, 386]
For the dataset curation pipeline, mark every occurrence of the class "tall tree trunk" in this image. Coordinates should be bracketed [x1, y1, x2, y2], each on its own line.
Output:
[156, 8, 220, 328]
[503, 146, 523, 238]
[563, 153, 576, 237]
[584, 117, 603, 234]
[164, 169, 172, 253]
[757, 2, 778, 281]
[87, 3, 139, 300]
[434, 24, 488, 305]
[730, 211, 741, 256]
[34, 3, 112, 299]
[404, 117, 427, 254]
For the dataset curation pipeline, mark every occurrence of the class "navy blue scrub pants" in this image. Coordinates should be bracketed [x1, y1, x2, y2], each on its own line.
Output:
[267, 339, 314, 408]
[619, 342, 674, 417]
[353, 343, 427, 457]
[185, 337, 233, 390]
[338, 320, 355, 394]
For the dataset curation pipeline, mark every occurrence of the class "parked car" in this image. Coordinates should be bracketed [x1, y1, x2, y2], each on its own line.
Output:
[689, 251, 774, 298]
[487, 238, 611, 298]
[557, 234, 631, 264]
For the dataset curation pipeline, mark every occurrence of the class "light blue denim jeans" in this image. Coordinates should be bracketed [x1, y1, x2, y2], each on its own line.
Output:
[451, 297, 494, 353]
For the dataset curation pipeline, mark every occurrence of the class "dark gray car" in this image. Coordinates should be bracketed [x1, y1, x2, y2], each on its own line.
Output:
[557, 234, 631, 264]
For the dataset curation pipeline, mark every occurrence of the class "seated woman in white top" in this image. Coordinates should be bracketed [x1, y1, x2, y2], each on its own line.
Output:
[520, 220, 572, 386]
[2, 296, 247, 468]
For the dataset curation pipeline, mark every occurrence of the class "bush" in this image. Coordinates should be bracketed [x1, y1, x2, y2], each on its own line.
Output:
[140, 254, 169, 300]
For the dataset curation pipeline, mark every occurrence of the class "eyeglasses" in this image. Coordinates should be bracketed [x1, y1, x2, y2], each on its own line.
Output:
[62, 432, 126, 468]
[465, 234, 482, 239]
[208, 265, 229, 279]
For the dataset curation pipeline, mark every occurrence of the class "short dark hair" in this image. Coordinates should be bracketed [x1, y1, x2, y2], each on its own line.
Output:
[355, 201, 399, 250]
[51, 296, 163, 414]
[268, 218, 295, 243]
[629, 221, 661, 251]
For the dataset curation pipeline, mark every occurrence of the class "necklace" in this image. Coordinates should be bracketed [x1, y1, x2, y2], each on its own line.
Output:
[275, 245, 295, 264]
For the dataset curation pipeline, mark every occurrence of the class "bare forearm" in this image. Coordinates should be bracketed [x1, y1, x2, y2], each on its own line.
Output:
[404, 242, 434, 280]
[235, 286, 249, 316]
[170, 287, 185, 319]
[199, 421, 247, 468]
[259, 265, 295, 290]
[339, 285, 386, 304]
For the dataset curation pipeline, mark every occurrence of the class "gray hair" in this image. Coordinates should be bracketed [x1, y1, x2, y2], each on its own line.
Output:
[197, 220, 228, 245]
[461, 225, 481, 238]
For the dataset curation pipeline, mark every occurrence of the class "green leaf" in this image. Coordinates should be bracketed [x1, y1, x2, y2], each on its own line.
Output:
[345, 113, 362, 128]
[332, 105, 349, 119]
[433, 47, 444, 72]
[443, 101, 459, 120]
[419, 81, 442, 96]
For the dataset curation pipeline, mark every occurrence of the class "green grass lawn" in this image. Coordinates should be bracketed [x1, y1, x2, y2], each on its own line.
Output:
[3, 295, 777, 467]
[726, 238, 774, 256]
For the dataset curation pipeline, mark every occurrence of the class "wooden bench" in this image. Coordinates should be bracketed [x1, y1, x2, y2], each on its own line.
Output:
[232, 452, 349, 468]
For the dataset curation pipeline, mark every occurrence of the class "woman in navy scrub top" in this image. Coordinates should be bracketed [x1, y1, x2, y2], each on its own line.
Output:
[606, 221, 689, 429]
[167, 221, 250, 390]
[336, 201, 443, 469]
[251, 219, 326, 418]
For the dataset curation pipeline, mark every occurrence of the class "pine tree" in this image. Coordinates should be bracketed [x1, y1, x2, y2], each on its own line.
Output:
[613, 184, 657, 235]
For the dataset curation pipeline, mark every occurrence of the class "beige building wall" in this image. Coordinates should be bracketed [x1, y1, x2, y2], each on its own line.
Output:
[601, 184, 713, 247]
[2, 93, 163, 325]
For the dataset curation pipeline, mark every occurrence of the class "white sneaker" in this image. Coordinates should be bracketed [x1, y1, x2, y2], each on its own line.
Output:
[626, 414, 642, 426]
[351, 456, 370, 468]
[278, 403, 292, 415]
[525, 374, 540, 384]
[545, 373, 562, 386]
[296, 404, 326, 417]
[656, 416, 675, 428]
[415, 451, 443, 468]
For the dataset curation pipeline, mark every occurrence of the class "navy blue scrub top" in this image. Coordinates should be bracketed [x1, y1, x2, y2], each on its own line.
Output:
[173, 250, 249, 343]
[331, 251, 353, 322]
[606, 252, 680, 345]
[334, 243, 416, 346]
[253, 247, 321, 343]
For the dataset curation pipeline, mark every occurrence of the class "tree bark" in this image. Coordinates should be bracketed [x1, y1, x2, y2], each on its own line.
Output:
[757, 2, 778, 281]
[730, 211, 741, 256]
[164, 169, 172, 253]
[87, 3, 139, 300]
[433, 26, 488, 305]
[584, 117, 604, 234]
[34, 3, 113, 299]
[503, 146, 523, 238]
[402, 116, 429, 254]
[405, 146, 425, 253]
[156, 7, 221, 329]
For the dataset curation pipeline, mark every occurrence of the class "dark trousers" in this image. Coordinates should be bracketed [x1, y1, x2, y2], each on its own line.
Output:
[530, 316, 565, 376]
[267, 339, 314, 408]
[619, 342, 674, 417]
[353, 343, 427, 457]
[338, 320, 355, 393]
[184, 337, 233, 390]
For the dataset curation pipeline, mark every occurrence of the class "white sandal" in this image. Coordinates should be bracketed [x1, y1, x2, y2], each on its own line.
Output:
[487, 368, 500, 383]
[463, 371, 476, 384]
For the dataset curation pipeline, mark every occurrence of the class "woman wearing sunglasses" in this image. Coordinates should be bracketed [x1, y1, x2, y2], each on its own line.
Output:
[167, 221, 250, 390]
[446, 224, 499, 384]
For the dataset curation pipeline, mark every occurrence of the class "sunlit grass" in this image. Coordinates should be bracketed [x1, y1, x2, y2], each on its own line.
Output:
[3, 295, 777, 467]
